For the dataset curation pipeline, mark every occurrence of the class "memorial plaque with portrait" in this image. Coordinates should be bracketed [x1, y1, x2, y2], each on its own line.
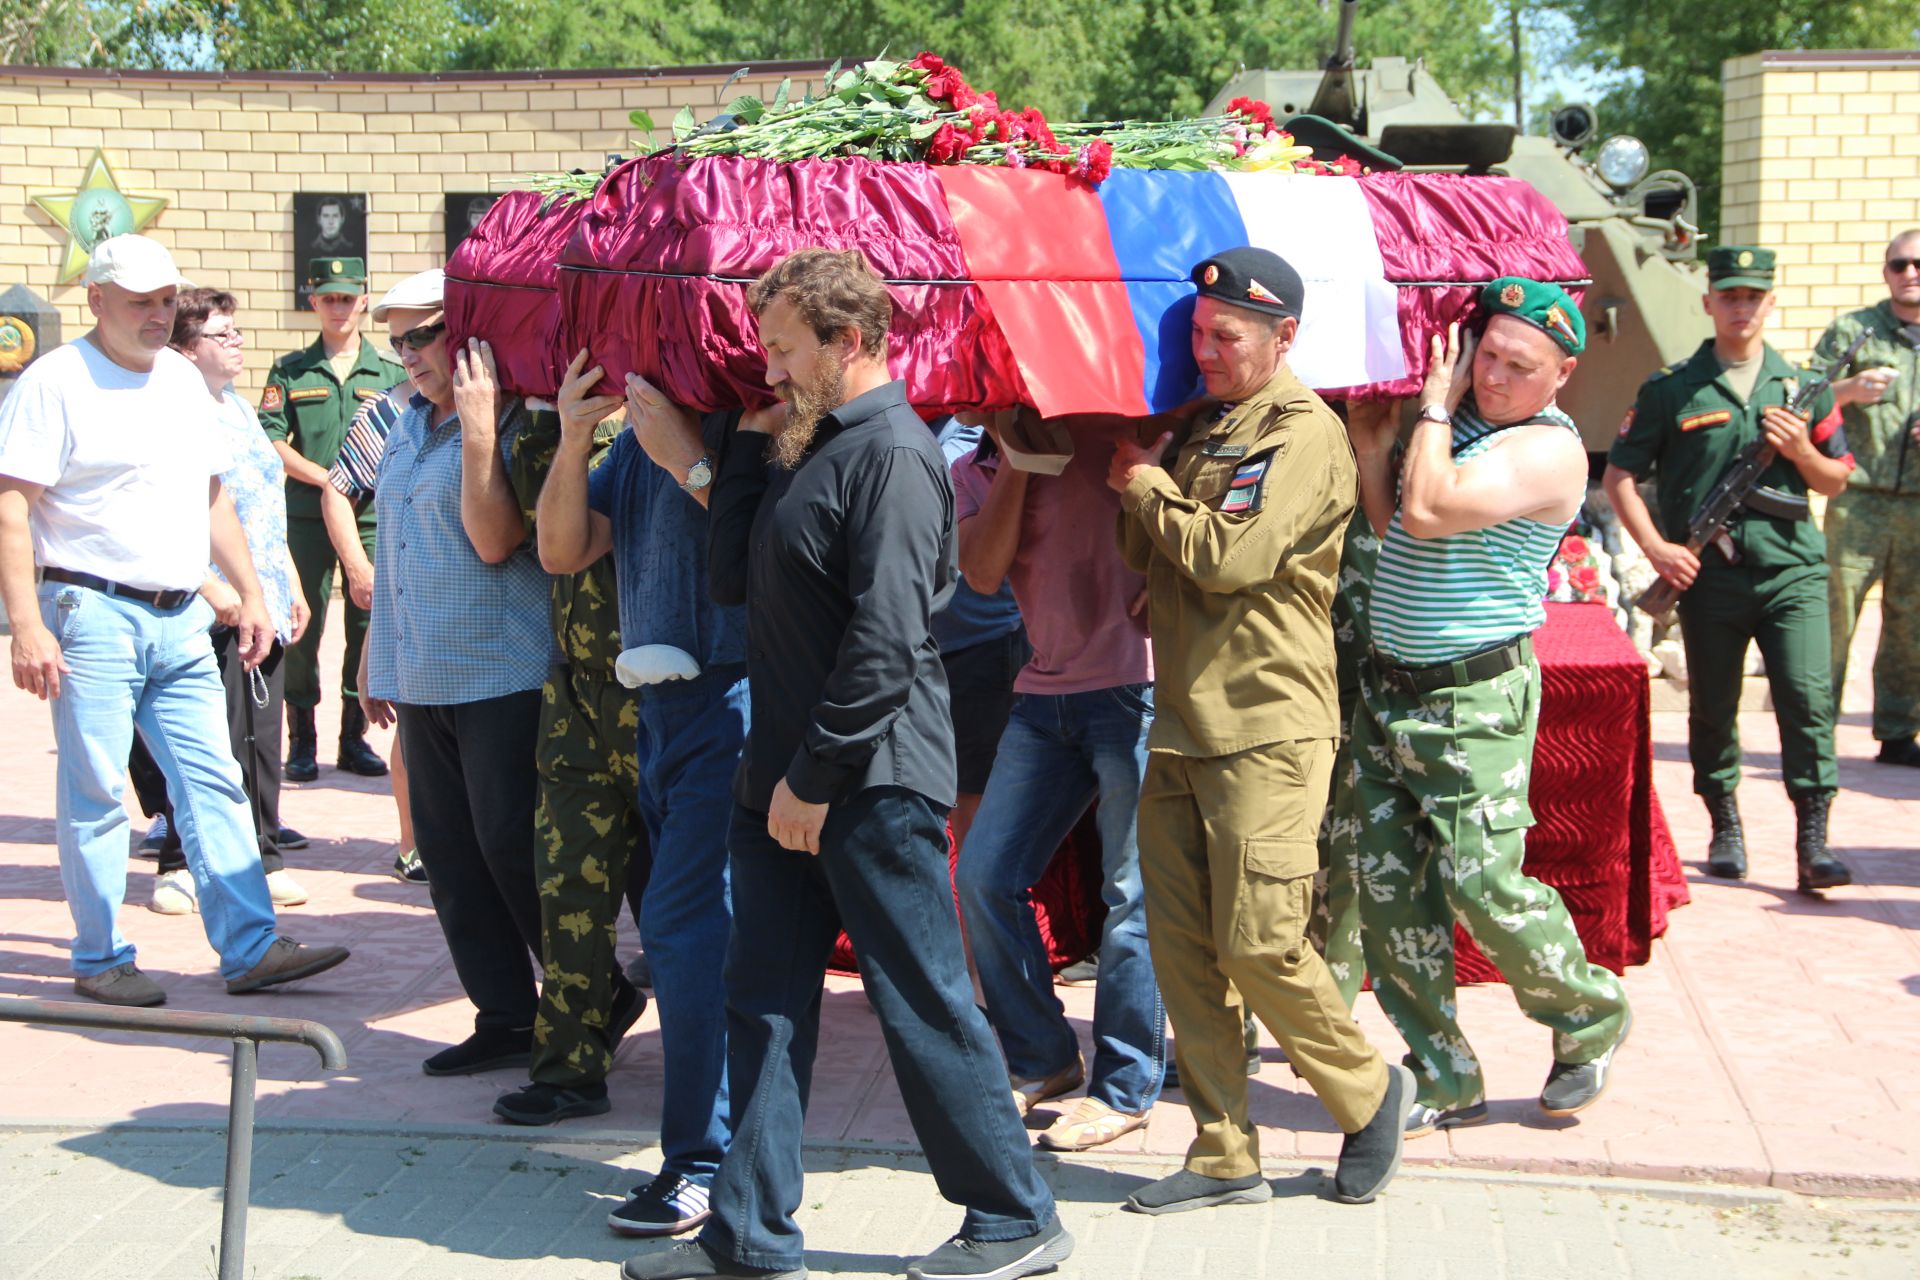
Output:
[445, 192, 500, 260]
[292, 192, 367, 309]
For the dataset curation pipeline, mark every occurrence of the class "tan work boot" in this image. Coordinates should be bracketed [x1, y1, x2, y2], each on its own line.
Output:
[1010, 1053, 1085, 1117]
[225, 937, 350, 994]
[74, 963, 166, 1007]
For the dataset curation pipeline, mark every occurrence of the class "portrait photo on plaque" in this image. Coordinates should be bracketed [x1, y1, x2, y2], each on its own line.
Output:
[292, 192, 367, 308]
[445, 192, 500, 259]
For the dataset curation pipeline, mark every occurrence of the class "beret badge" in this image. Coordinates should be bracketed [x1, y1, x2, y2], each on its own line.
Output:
[1202, 264, 1220, 285]
[1499, 282, 1525, 308]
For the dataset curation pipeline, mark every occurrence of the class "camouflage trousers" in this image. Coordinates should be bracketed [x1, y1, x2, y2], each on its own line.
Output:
[1309, 691, 1365, 1008]
[1828, 488, 1920, 742]
[1351, 655, 1630, 1111]
[531, 663, 645, 1089]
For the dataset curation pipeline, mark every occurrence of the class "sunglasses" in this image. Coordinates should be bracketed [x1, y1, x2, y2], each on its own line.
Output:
[388, 320, 447, 357]
[1886, 258, 1920, 274]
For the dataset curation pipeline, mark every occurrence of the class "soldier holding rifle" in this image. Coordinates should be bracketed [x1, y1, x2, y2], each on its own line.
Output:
[1603, 246, 1856, 894]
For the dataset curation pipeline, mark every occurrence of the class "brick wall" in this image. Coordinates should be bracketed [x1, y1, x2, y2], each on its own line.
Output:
[1721, 51, 1920, 358]
[0, 62, 830, 394]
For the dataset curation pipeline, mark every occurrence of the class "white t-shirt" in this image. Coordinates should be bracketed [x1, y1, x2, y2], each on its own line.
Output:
[0, 337, 234, 592]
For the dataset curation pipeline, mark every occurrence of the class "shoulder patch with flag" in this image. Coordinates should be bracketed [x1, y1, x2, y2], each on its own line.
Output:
[1219, 449, 1276, 514]
[1679, 408, 1732, 432]
[260, 384, 283, 413]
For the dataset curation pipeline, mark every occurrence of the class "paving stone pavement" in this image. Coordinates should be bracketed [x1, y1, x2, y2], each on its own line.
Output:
[1, 1125, 1917, 1280]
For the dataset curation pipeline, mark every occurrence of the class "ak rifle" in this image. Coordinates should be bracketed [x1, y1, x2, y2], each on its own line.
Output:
[1635, 328, 1870, 620]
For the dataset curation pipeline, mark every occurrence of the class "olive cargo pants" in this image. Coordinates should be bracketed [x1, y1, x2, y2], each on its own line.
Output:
[1827, 488, 1920, 743]
[1352, 658, 1630, 1112]
[530, 663, 647, 1088]
[1139, 738, 1389, 1179]
[283, 516, 371, 711]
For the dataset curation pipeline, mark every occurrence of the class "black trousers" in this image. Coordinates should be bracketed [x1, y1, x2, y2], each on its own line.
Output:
[132, 631, 285, 875]
[397, 689, 544, 1034]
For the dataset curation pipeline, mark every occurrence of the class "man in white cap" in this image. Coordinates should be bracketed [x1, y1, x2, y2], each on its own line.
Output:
[355, 269, 554, 1076]
[0, 235, 351, 1005]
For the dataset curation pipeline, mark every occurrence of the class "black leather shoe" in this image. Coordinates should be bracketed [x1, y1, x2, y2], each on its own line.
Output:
[285, 705, 318, 783]
[274, 826, 309, 851]
[493, 1081, 610, 1125]
[423, 1027, 534, 1076]
[1794, 790, 1851, 894]
[1703, 793, 1746, 879]
[1876, 735, 1920, 768]
[336, 700, 389, 777]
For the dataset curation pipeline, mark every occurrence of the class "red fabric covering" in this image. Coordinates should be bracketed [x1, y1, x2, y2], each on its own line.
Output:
[444, 190, 590, 400]
[553, 155, 1025, 412]
[1336, 173, 1591, 404]
[1453, 603, 1689, 983]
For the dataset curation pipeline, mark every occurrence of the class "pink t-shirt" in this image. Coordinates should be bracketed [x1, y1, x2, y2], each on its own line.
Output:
[953, 420, 1152, 696]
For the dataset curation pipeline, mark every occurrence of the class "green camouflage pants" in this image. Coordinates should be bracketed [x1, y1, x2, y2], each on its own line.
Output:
[1351, 656, 1630, 1111]
[1309, 692, 1365, 1008]
[531, 662, 644, 1088]
[1828, 488, 1920, 742]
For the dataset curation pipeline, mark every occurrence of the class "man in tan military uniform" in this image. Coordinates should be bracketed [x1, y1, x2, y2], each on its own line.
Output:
[1113, 247, 1410, 1214]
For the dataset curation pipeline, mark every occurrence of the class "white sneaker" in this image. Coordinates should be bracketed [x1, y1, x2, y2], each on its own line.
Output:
[265, 869, 308, 907]
[149, 869, 197, 915]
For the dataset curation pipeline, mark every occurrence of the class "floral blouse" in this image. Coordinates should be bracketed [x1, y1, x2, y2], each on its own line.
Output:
[210, 387, 296, 642]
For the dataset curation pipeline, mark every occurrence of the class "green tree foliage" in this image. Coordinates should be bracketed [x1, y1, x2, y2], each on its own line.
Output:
[1542, 1, 1920, 237]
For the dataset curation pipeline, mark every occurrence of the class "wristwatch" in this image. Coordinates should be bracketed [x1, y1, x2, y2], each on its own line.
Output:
[1417, 403, 1452, 425]
[681, 455, 714, 493]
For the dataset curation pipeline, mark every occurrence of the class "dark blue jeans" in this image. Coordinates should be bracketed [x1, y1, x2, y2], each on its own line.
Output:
[701, 787, 1055, 1271]
[955, 684, 1164, 1113]
[634, 667, 748, 1185]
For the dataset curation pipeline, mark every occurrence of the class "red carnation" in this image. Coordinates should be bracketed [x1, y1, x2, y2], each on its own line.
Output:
[1021, 107, 1057, 150]
[926, 123, 971, 164]
[911, 52, 946, 73]
[1228, 95, 1276, 133]
[924, 68, 965, 102]
[1073, 139, 1113, 184]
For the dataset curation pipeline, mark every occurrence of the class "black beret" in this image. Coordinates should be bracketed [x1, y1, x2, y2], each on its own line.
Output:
[1190, 247, 1304, 320]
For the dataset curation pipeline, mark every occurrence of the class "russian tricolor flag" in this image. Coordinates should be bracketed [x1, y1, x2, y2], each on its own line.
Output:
[932, 166, 1407, 418]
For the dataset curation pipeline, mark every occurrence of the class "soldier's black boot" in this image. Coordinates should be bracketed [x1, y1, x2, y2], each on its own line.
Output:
[1703, 793, 1746, 880]
[1875, 735, 1920, 768]
[336, 700, 389, 777]
[285, 705, 319, 783]
[1794, 790, 1851, 895]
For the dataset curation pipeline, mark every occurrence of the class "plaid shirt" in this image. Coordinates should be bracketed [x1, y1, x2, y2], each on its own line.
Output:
[326, 384, 407, 502]
[364, 393, 552, 705]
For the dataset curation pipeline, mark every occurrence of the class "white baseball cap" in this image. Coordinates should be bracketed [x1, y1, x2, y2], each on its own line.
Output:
[83, 235, 186, 292]
[372, 268, 446, 322]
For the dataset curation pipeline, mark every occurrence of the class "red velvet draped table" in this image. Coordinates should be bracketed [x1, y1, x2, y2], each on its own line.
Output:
[832, 602, 1687, 980]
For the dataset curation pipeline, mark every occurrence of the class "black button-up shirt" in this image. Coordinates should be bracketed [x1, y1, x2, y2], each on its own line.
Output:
[708, 380, 958, 812]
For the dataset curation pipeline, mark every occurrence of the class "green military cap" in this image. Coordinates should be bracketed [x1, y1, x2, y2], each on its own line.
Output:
[1706, 245, 1775, 291]
[1479, 276, 1585, 356]
[1280, 114, 1404, 173]
[307, 256, 367, 295]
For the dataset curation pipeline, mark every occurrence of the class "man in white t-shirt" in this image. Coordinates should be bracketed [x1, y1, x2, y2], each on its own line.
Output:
[0, 235, 351, 1007]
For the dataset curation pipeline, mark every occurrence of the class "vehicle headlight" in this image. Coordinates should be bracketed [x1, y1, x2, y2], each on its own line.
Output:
[1594, 135, 1650, 191]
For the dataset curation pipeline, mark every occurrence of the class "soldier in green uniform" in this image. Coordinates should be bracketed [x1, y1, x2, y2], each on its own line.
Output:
[258, 257, 405, 782]
[1353, 278, 1633, 1137]
[487, 382, 651, 1126]
[1812, 228, 1920, 768]
[1113, 247, 1411, 1215]
[1604, 247, 1856, 893]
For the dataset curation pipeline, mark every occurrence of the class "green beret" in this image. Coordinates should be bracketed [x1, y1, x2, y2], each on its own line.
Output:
[1191, 247, 1304, 320]
[307, 256, 367, 295]
[1479, 276, 1584, 356]
[1706, 245, 1775, 291]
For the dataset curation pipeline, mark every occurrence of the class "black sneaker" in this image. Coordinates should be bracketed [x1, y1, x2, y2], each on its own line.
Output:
[1333, 1062, 1413, 1203]
[1405, 1100, 1490, 1137]
[1540, 1009, 1633, 1117]
[392, 849, 428, 884]
[621, 1239, 804, 1280]
[493, 1081, 610, 1125]
[907, 1220, 1074, 1279]
[610, 1171, 713, 1237]
[422, 1027, 533, 1077]
[1875, 735, 1920, 768]
[275, 826, 310, 850]
[137, 815, 170, 859]
[1123, 1168, 1270, 1215]
[1055, 956, 1098, 987]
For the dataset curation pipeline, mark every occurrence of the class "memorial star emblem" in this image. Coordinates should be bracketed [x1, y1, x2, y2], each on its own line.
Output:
[29, 150, 168, 284]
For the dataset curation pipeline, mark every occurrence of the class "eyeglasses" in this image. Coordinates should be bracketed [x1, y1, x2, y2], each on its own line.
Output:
[1886, 258, 1920, 274]
[199, 327, 244, 347]
[388, 320, 447, 357]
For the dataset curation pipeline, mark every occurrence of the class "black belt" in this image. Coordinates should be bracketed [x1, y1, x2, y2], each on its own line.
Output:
[38, 567, 195, 611]
[1371, 635, 1532, 696]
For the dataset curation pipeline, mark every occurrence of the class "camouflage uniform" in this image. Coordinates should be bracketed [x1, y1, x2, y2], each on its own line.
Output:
[1811, 303, 1920, 745]
[505, 408, 647, 1088]
[1308, 508, 1378, 1007]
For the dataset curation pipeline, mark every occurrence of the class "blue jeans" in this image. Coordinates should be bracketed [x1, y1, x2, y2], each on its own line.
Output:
[955, 684, 1165, 1113]
[702, 787, 1054, 1272]
[38, 582, 276, 981]
[634, 667, 748, 1185]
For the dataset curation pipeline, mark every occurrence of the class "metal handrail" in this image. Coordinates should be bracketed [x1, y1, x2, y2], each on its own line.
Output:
[0, 996, 347, 1280]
